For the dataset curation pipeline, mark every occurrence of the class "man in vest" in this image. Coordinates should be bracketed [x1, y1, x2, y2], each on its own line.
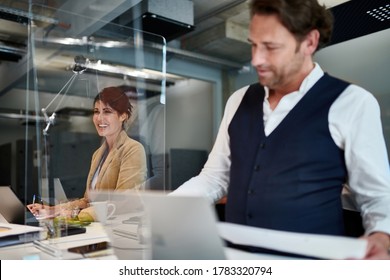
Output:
[173, 0, 390, 259]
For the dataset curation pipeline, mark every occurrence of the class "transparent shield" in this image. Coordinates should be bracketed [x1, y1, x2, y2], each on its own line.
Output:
[0, 3, 167, 258]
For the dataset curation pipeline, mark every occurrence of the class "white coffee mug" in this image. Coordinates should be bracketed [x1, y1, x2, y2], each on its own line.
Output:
[90, 201, 116, 224]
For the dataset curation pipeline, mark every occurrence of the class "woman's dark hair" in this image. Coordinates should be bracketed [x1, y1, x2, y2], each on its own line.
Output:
[249, 0, 333, 51]
[94, 86, 133, 120]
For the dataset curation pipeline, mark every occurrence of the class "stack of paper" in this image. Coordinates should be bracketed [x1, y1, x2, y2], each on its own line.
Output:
[217, 222, 367, 259]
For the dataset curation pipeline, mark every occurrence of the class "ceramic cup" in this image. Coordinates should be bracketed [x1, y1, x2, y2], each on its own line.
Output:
[90, 201, 116, 224]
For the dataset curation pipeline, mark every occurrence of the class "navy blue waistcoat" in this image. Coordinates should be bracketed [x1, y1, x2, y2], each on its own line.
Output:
[226, 74, 350, 235]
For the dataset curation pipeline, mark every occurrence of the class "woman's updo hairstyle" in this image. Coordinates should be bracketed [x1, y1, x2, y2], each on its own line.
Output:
[94, 86, 133, 120]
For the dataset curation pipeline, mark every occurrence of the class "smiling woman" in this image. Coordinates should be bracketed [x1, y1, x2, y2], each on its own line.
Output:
[28, 86, 148, 222]
[88, 87, 147, 192]
[93, 87, 134, 149]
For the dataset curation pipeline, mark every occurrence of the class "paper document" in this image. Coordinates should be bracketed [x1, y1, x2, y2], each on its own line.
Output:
[217, 222, 367, 259]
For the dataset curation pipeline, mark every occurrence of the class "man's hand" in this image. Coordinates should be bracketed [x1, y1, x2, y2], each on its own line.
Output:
[363, 232, 390, 259]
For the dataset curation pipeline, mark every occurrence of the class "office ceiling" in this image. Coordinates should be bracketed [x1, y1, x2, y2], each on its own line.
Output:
[0, 0, 389, 66]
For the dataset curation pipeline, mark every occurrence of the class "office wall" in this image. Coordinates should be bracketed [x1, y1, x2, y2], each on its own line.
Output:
[315, 29, 390, 96]
[0, 120, 36, 194]
[165, 56, 224, 139]
[165, 79, 214, 189]
[166, 78, 214, 152]
[315, 28, 390, 157]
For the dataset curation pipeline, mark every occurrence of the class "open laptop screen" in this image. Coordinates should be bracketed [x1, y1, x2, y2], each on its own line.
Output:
[141, 192, 227, 260]
[0, 186, 38, 226]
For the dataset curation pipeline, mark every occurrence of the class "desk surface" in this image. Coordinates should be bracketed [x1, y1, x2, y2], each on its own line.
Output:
[0, 220, 299, 260]
[0, 223, 114, 260]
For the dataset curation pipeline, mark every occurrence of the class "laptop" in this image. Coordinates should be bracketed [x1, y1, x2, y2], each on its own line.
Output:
[140, 192, 227, 260]
[0, 186, 39, 226]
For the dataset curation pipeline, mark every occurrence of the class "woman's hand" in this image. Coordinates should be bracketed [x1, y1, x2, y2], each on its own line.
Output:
[27, 203, 56, 219]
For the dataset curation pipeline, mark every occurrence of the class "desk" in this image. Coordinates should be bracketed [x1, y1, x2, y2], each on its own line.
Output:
[0, 220, 300, 260]
[100, 213, 149, 260]
[0, 223, 115, 260]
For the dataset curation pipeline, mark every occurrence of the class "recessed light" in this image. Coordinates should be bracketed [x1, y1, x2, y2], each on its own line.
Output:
[366, 5, 390, 21]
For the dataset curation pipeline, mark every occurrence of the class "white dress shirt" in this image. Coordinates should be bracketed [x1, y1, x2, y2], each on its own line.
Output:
[174, 63, 390, 235]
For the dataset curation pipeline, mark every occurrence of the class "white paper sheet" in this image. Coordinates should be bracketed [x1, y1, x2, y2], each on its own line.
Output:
[217, 222, 367, 259]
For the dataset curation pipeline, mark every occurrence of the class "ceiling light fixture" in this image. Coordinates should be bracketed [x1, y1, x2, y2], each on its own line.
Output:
[366, 5, 390, 21]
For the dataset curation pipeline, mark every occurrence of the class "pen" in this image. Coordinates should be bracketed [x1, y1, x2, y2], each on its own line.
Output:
[33, 194, 45, 208]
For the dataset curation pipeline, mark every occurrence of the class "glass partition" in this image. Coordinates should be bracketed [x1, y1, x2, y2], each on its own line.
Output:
[27, 4, 166, 198]
[0, 3, 167, 258]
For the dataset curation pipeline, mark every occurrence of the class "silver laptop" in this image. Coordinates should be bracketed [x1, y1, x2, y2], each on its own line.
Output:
[0, 186, 38, 225]
[140, 192, 227, 260]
